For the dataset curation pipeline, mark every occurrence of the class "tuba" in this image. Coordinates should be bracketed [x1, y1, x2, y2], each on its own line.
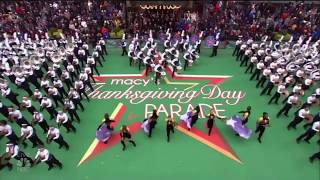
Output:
[36, 48, 45, 57]
[51, 54, 61, 64]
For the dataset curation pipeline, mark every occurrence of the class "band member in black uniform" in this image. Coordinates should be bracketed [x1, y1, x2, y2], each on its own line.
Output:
[40, 96, 58, 120]
[15, 74, 33, 96]
[20, 124, 44, 148]
[69, 88, 85, 111]
[47, 127, 70, 150]
[61, 70, 73, 90]
[296, 121, 319, 144]
[255, 112, 270, 143]
[166, 115, 176, 142]
[53, 78, 68, 98]
[120, 125, 136, 151]
[56, 111, 76, 133]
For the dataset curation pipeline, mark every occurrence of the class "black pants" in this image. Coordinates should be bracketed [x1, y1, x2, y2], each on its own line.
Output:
[38, 120, 49, 133]
[245, 62, 254, 73]
[45, 154, 62, 169]
[28, 75, 41, 89]
[78, 89, 90, 101]
[148, 121, 157, 137]
[211, 46, 218, 57]
[310, 152, 320, 161]
[287, 116, 304, 129]
[122, 47, 128, 56]
[255, 125, 265, 142]
[236, 51, 244, 61]
[250, 69, 261, 81]
[15, 151, 33, 166]
[58, 87, 68, 98]
[232, 46, 240, 56]
[73, 98, 84, 111]
[53, 136, 70, 149]
[16, 117, 30, 127]
[52, 95, 64, 107]
[7, 93, 20, 107]
[68, 109, 80, 122]
[28, 133, 44, 147]
[184, 60, 188, 71]
[207, 125, 213, 136]
[256, 76, 267, 88]
[64, 79, 73, 90]
[62, 121, 76, 133]
[27, 106, 37, 115]
[261, 82, 274, 95]
[121, 139, 136, 150]
[129, 57, 133, 66]
[138, 59, 143, 70]
[7, 132, 19, 144]
[85, 80, 94, 92]
[268, 92, 281, 104]
[277, 103, 292, 117]
[166, 125, 174, 142]
[240, 55, 249, 67]
[45, 106, 58, 119]
[90, 64, 100, 76]
[20, 83, 33, 96]
[282, 92, 294, 104]
[296, 129, 317, 142]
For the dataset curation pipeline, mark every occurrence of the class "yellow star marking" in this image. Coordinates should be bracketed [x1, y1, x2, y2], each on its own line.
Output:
[164, 77, 199, 90]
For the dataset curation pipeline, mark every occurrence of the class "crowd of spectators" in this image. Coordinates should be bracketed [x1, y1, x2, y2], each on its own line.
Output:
[0, 1, 125, 43]
[0, 1, 319, 42]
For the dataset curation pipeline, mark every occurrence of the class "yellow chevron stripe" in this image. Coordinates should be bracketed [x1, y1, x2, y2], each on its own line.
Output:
[77, 103, 124, 166]
[176, 126, 243, 164]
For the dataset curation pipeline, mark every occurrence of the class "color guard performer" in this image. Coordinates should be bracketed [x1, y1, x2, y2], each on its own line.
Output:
[166, 115, 176, 142]
[120, 125, 136, 151]
[255, 112, 270, 143]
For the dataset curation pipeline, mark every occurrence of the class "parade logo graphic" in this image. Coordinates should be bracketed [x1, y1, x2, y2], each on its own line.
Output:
[78, 67, 245, 166]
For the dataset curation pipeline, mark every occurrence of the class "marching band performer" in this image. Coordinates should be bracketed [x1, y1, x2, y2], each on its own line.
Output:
[6, 143, 33, 167]
[32, 111, 49, 134]
[0, 100, 9, 118]
[276, 93, 300, 118]
[20, 96, 37, 115]
[296, 121, 319, 144]
[87, 56, 100, 76]
[53, 78, 68, 98]
[75, 79, 90, 101]
[47, 126, 70, 150]
[79, 70, 94, 92]
[120, 125, 136, 151]
[68, 88, 85, 111]
[34, 145, 63, 170]
[0, 120, 20, 145]
[1, 86, 20, 107]
[268, 82, 287, 104]
[40, 96, 58, 120]
[56, 111, 76, 133]
[287, 106, 311, 130]
[48, 86, 64, 107]
[20, 124, 44, 148]
[121, 34, 128, 56]
[8, 107, 30, 127]
[64, 98, 80, 123]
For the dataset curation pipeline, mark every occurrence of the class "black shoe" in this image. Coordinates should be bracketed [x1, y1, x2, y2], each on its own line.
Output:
[103, 140, 108, 144]
[309, 157, 314, 163]
[304, 140, 310, 144]
[122, 147, 126, 151]
[59, 146, 62, 149]
[296, 139, 300, 144]
[32, 144, 37, 148]
[287, 126, 291, 130]
[48, 166, 53, 171]
[8, 164, 13, 170]
[284, 114, 289, 117]
[258, 139, 262, 143]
